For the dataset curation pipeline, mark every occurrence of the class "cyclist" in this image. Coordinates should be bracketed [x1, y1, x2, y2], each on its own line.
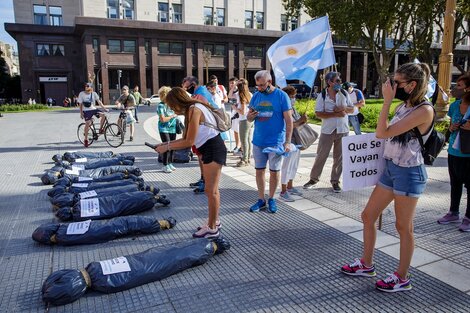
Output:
[79, 82, 108, 147]
[115, 85, 136, 142]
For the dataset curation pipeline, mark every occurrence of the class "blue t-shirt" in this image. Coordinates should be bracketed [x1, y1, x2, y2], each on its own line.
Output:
[249, 88, 292, 147]
[447, 99, 470, 157]
[157, 102, 176, 133]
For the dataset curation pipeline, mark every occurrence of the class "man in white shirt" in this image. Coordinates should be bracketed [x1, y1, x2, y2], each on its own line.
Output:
[303, 72, 354, 193]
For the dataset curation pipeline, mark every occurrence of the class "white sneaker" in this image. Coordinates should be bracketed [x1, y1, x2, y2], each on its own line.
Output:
[279, 191, 295, 202]
[162, 165, 172, 173]
[168, 163, 176, 171]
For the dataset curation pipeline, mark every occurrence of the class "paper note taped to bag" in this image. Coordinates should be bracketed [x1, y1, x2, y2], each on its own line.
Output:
[66, 220, 91, 235]
[342, 133, 385, 191]
[79, 190, 97, 199]
[80, 198, 100, 217]
[74, 158, 88, 163]
[100, 257, 131, 275]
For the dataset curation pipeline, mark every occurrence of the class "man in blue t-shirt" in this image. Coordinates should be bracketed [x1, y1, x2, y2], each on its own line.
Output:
[247, 70, 293, 214]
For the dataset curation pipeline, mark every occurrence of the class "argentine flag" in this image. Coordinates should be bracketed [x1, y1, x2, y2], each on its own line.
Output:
[268, 16, 336, 88]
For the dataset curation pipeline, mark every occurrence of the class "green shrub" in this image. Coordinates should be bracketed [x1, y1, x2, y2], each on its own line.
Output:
[0, 103, 50, 112]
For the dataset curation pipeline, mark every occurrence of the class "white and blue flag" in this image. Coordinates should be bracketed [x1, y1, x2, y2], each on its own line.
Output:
[267, 16, 336, 88]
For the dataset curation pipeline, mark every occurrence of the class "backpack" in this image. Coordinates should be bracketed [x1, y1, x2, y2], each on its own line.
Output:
[412, 102, 446, 166]
[201, 107, 232, 132]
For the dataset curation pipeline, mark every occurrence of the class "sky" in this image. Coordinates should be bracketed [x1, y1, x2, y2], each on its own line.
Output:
[0, 0, 16, 50]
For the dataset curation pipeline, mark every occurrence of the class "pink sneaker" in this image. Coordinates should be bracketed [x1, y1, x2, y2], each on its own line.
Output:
[196, 220, 221, 231]
[341, 258, 376, 277]
[376, 272, 412, 292]
[192, 225, 219, 238]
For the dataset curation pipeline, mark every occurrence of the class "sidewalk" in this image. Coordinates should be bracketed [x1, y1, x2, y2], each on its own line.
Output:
[0, 107, 469, 312]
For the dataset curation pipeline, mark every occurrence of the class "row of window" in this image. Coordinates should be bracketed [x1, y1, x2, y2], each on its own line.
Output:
[33, 3, 297, 31]
[33, 5, 63, 26]
[88, 38, 264, 58]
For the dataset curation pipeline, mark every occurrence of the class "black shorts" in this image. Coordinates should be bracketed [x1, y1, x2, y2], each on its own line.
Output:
[83, 109, 100, 121]
[197, 134, 227, 166]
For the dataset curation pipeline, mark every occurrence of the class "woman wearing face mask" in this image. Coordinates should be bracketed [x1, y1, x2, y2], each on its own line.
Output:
[341, 63, 434, 292]
[437, 74, 470, 231]
[279, 86, 307, 201]
[234, 79, 253, 167]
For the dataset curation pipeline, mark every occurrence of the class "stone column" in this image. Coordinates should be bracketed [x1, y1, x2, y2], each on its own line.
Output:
[394, 54, 399, 72]
[362, 52, 368, 91]
[346, 51, 351, 82]
[137, 37, 147, 98]
[185, 40, 193, 77]
[151, 38, 159, 94]
[99, 35, 110, 104]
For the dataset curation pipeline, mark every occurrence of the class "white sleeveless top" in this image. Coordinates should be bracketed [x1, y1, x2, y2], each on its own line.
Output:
[383, 103, 432, 167]
[193, 103, 219, 148]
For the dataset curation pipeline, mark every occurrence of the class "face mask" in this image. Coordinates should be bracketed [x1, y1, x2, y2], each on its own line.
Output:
[186, 85, 195, 95]
[261, 85, 271, 94]
[333, 84, 342, 92]
[395, 87, 410, 101]
[451, 87, 465, 99]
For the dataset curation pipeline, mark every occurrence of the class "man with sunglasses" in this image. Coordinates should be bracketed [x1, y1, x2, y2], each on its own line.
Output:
[247, 70, 293, 214]
[303, 72, 354, 193]
[78, 82, 108, 147]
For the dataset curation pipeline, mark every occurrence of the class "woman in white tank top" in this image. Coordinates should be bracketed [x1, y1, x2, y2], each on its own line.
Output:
[340, 63, 434, 293]
[154, 87, 227, 239]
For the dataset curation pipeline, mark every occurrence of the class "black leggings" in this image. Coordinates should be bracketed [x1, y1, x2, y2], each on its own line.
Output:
[159, 132, 176, 165]
[448, 154, 470, 218]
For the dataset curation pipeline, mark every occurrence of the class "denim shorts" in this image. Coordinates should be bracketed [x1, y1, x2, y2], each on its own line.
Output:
[378, 159, 428, 198]
[252, 144, 283, 171]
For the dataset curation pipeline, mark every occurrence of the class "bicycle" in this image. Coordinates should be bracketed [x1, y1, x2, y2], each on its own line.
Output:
[77, 110, 125, 148]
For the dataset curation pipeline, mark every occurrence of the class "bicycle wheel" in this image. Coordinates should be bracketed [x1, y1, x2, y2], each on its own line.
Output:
[77, 123, 95, 145]
[104, 123, 124, 148]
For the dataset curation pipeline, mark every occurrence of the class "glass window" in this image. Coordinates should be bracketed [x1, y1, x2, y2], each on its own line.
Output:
[256, 12, 264, 29]
[33, 5, 47, 25]
[291, 17, 298, 31]
[107, 0, 119, 18]
[123, 40, 136, 53]
[158, 2, 169, 22]
[172, 4, 182, 23]
[281, 14, 288, 31]
[245, 45, 263, 58]
[171, 42, 183, 55]
[158, 41, 170, 54]
[36, 44, 50, 56]
[204, 7, 213, 25]
[214, 44, 226, 56]
[108, 39, 121, 52]
[122, 0, 134, 19]
[52, 44, 65, 56]
[216, 8, 225, 26]
[245, 11, 253, 28]
[92, 38, 99, 52]
[203, 44, 214, 55]
[49, 6, 63, 26]
[145, 40, 150, 54]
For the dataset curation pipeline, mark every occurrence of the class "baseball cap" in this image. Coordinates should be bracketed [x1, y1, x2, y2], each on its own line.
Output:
[84, 82, 93, 88]
[343, 82, 352, 88]
[122, 85, 129, 91]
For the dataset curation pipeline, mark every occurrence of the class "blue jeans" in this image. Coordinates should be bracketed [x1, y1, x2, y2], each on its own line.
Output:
[348, 115, 361, 135]
[134, 105, 139, 121]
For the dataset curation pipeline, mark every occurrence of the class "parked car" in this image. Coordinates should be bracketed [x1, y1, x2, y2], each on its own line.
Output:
[144, 94, 161, 106]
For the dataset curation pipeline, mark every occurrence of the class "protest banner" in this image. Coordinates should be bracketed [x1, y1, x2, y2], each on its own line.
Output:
[342, 133, 385, 191]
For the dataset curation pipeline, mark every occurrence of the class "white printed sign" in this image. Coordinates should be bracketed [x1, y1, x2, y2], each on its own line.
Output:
[75, 158, 88, 163]
[100, 257, 131, 275]
[72, 164, 85, 171]
[78, 176, 93, 182]
[66, 220, 91, 235]
[72, 183, 89, 188]
[80, 198, 100, 217]
[65, 169, 80, 176]
[342, 133, 385, 191]
[79, 190, 98, 199]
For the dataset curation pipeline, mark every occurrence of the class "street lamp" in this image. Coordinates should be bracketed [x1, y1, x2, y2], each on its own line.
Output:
[202, 50, 212, 83]
[436, 0, 456, 120]
[242, 57, 249, 79]
[96, 62, 109, 97]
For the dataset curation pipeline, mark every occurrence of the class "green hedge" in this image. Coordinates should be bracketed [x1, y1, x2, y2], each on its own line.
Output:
[0, 103, 50, 112]
[295, 98, 450, 133]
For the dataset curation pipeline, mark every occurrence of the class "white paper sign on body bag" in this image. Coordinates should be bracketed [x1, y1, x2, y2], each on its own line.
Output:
[342, 133, 386, 191]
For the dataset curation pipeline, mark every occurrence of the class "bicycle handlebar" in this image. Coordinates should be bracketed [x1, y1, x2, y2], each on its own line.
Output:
[145, 142, 158, 149]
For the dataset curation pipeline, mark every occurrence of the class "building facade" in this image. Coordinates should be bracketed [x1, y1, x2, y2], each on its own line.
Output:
[5, 0, 469, 104]
[0, 41, 19, 76]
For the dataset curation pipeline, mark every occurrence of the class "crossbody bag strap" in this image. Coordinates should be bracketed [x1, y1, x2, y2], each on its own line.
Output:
[412, 101, 435, 148]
